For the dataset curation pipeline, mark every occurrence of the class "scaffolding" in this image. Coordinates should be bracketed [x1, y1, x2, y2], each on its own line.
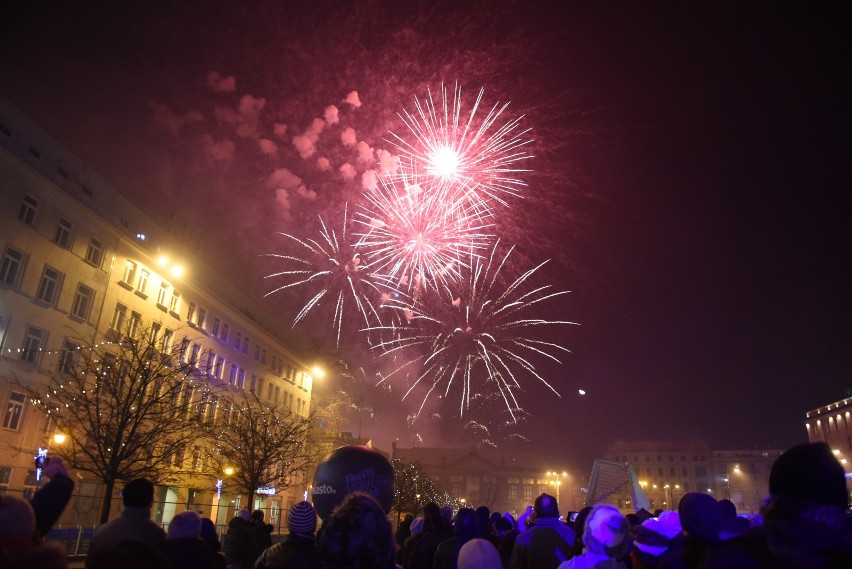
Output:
[583, 459, 651, 511]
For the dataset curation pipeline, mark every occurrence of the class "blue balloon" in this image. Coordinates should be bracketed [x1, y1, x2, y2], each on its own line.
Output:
[311, 445, 394, 519]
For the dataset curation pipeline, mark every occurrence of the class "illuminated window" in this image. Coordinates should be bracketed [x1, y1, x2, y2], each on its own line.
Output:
[84, 238, 104, 267]
[523, 485, 533, 501]
[71, 284, 94, 320]
[2, 392, 26, 430]
[36, 266, 62, 304]
[0, 247, 25, 287]
[509, 485, 517, 500]
[169, 292, 181, 313]
[21, 326, 45, 364]
[137, 270, 149, 294]
[17, 195, 39, 226]
[111, 303, 127, 332]
[161, 328, 174, 353]
[157, 283, 169, 307]
[122, 260, 136, 284]
[53, 218, 72, 249]
[58, 340, 79, 375]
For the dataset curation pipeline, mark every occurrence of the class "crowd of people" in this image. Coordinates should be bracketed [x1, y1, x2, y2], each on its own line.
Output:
[1, 442, 850, 568]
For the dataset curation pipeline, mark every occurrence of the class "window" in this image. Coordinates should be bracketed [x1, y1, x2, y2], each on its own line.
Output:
[111, 303, 128, 332]
[128, 311, 141, 339]
[71, 284, 94, 320]
[212, 318, 221, 338]
[36, 266, 62, 304]
[58, 340, 79, 375]
[54, 219, 72, 249]
[3, 392, 26, 430]
[192, 447, 203, 471]
[238, 368, 246, 389]
[0, 247, 24, 286]
[157, 283, 169, 307]
[242, 336, 249, 354]
[189, 343, 201, 366]
[250, 375, 257, 393]
[17, 195, 38, 226]
[21, 326, 45, 364]
[85, 238, 104, 267]
[161, 328, 174, 353]
[137, 270, 149, 294]
[0, 466, 11, 492]
[221, 323, 230, 343]
[0, 314, 7, 350]
[267, 382, 274, 401]
[254, 344, 261, 361]
[213, 355, 224, 379]
[509, 485, 518, 500]
[261, 349, 267, 365]
[179, 337, 190, 362]
[22, 470, 38, 500]
[207, 395, 218, 424]
[187, 302, 197, 324]
[197, 308, 207, 329]
[169, 292, 181, 313]
[229, 364, 238, 386]
[234, 332, 242, 349]
[122, 260, 136, 285]
[220, 400, 232, 425]
[523, 485, 533, 501]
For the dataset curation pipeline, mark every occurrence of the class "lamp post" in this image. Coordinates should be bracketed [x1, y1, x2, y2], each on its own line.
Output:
[211, 466, 235, 525]
[546, 471, 567, 507]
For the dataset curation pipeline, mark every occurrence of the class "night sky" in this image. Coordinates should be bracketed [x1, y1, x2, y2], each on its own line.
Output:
[2, 1, 850, 468]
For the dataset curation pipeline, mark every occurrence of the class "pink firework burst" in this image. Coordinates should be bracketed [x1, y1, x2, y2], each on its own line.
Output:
[386, 83, 534, 214]
[354, 170, 494, 293]
[369, 241, 576, 421]
[263, 206, 395, 347]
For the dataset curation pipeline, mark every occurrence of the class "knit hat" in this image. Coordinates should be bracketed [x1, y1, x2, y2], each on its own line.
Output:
[633, 518, 669, 557]
[656, 510, 682, 540]
[583, 504, 628, 556]
[678, 493, 721, 543]
[769, 442, 848, 508]
[458, 538, 501, 569]
[288, 501, 317, 535]
[168, 510, 202, 539]
[238, 508, 251, 522]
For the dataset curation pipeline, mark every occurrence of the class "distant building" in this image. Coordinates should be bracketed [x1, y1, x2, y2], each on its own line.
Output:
[0, 97, 316, 531]
[804, 395, 852, 491]
[392, 443, 585, 516]
[603, 439, 783, 514]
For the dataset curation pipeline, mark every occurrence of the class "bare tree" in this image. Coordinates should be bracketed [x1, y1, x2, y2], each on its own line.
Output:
[208, 389, 315, 510]
[22, 322, 207, 523]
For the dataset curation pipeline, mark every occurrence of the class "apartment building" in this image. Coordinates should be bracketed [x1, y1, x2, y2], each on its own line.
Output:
[0, 97, 315, 530]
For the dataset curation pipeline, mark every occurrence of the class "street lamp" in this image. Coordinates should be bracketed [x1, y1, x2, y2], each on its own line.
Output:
[546, 471, 567, 507]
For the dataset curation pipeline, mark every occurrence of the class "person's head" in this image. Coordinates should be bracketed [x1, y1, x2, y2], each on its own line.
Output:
[656, 510, 682, 541]
[168, 510, 202, 539]
[122, 478, 155, 508]
[717, 499, 737, 519]
[678, 493, 722, 543]
[251, 509, 265, 523]
[572, 507, 593, 542]
[238, 508, 251, 522]
[441, 505, 454, 524]
[769, 442, 847, 509]
[402, 514, 414, 525]
[582, 504, 628, 558]
[199, 517, 220, 550]
[458, 538, 501, 569]
[0, 494, 36, 539]
[288, 501, 318, 536]
[534, 493, 559, 519]
[319, 492, 395, 569]
[633, 518, 669, 558]
[454, 508, 480, 542]
[493, 516, 513, 536]
[475, 505, 490, 531]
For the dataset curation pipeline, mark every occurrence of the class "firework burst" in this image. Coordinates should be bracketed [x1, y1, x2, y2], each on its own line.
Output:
[386, 83, 534, 215]
[354, 170, 494, 293]
[369, 241, 577, 420]
[263, 206, 395, 347]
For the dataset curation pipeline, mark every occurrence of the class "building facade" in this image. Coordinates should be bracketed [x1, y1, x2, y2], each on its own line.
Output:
[804, 396, 852, 494]
[392, 444, 585, 516]
[604, 439, 783, 514]
[0, 97, 315, 531]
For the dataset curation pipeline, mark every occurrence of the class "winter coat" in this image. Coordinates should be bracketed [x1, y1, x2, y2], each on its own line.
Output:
[86, 506, 166, 568]
[509, 517, 576, 569]
[254, 533, 320, 569]
[160, 536, 217, 569]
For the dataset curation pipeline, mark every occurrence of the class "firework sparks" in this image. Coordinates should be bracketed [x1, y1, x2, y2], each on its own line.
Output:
[369, 241, 577, 420]
[263, 206, 395, 346]
[354, 170, 494, 293]
[386, 83, 534, 214]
